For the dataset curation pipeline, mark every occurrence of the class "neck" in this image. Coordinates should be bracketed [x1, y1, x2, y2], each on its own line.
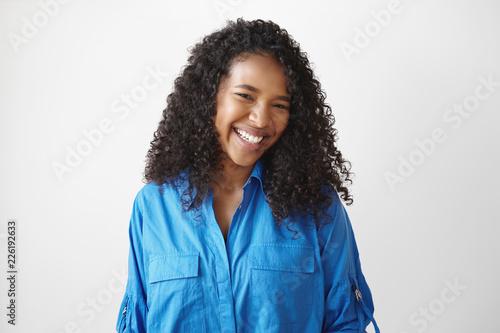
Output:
[212, 159, 255, 194]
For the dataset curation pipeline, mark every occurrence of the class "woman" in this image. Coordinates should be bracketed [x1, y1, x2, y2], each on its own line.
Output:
[116, 18, 379, 333]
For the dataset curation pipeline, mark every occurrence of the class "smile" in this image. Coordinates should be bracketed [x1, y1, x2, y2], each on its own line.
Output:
[235, 128, 264, 144]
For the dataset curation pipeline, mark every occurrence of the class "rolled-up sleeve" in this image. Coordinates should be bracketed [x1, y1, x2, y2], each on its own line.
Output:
[116, 194, 148, 333]
[321, 194, 379, 333]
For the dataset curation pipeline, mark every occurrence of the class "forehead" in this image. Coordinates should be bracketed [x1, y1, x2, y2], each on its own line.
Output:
[221, 53, 290, 95]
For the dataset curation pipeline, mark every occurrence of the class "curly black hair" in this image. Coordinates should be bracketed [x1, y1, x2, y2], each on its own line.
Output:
[144, 18, 353, 230]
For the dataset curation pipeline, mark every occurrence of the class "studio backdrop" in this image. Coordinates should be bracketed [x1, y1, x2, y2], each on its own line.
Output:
[1, 0, 499, 332]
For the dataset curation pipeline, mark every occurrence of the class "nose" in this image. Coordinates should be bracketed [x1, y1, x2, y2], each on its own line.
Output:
[249, 103, 271, 128]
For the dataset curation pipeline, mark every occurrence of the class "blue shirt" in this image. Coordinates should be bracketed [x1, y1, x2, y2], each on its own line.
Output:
[116, 160, 379, 333]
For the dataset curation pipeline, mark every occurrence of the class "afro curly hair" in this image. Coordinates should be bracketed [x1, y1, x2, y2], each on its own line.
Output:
[144, 18, 353, 231]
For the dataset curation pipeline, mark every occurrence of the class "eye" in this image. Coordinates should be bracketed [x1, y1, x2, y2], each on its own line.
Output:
[273, 104, 289, 111]
[236, 93, 252, 100]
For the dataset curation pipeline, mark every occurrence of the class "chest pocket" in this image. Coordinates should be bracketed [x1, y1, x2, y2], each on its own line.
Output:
[147, 253, 205, 332]
[249, 244, 316, 327]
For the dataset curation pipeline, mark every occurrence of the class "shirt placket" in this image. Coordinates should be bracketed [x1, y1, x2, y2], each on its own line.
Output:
[205, 194, 237, 333]
[206, 178, 253, 333]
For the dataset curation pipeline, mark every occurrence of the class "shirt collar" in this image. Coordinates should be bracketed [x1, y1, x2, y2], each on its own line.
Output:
[249, 159, 263, 182]
[245, 159, 265, 194]
[176, 159, 265, 205]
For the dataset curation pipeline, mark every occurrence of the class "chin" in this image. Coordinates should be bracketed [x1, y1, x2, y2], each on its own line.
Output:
[226, 154, 260, 168]
[234, 159, 258, 168]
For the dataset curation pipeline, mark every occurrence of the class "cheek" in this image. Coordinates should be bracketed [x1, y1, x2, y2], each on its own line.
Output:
[213, 107, 228, 136]
[268, 115, 289, 146]
[276, 114, 290, 135]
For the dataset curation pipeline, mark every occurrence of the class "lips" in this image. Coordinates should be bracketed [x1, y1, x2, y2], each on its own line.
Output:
[235, 128, 264, 144]
[231, 126, 270, 152]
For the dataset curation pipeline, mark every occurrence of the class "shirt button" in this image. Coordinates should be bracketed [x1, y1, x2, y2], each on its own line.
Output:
[238, 205, 242, 210]
[248, 179, 251, 184]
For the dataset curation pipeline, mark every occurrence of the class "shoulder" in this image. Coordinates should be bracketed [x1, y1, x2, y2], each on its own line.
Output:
[324, 189, 343, 218]
[316, 188, 346, 228]
[128, 181, 188, 233]
[132, 181, 183, 211]
[317, 190, 355, 246]
[136, 181, 164, 198]
[133, 182, 159, 204]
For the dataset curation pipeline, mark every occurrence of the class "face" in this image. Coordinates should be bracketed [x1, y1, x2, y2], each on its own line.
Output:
[214, 53, 291, 169]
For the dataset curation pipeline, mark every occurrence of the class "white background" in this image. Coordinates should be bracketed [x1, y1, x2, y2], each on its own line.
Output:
[1, 0, 499, 332]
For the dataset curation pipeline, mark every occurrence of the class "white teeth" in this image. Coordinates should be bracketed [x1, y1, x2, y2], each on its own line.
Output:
[235, 128, 264, 144]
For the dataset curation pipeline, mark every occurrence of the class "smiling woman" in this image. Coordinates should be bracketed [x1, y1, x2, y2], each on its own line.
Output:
[212, 53, 291, 237]
[116, 18, 379, 332]
[214, 53, 290, 169]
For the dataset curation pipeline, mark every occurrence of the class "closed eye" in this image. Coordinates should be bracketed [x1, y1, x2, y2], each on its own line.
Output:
[274, 104, 289, 110]
[236, 93, 252, 100]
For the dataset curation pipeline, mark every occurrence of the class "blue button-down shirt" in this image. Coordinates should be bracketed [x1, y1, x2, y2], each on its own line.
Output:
[116, 160, 378, 332]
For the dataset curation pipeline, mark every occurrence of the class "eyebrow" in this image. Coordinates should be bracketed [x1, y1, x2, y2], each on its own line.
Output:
[234, 84, 291, 103]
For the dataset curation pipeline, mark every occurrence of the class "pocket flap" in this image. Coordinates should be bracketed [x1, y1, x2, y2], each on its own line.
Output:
[250, 244, 315, 273]
[148, 253, 199, 283]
